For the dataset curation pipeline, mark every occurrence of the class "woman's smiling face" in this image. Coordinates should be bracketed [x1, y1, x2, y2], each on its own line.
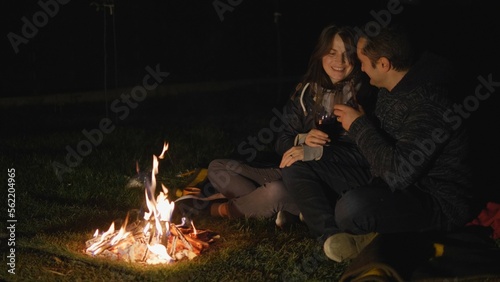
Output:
[322, 34, 354, 84]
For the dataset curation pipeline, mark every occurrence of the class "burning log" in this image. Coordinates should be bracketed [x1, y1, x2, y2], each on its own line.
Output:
[185, 234, 209, 251]
[169, 223, 194, 252]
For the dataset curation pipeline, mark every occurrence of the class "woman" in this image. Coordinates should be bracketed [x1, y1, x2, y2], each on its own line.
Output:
[276, 24, 377, 166]
[207, 24, 377, 226]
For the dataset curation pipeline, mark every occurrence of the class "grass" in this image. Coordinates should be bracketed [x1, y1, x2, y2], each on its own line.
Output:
[1, 88, 499, 282]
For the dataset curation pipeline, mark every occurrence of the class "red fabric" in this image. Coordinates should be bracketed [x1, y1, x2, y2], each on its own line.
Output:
[466, 201, 500, 239]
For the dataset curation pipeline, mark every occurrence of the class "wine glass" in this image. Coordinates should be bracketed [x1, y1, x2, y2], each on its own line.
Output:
[314, 89, 344, 145]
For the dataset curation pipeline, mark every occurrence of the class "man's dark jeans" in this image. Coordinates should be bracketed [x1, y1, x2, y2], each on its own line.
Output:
[281, 141, 434, 241]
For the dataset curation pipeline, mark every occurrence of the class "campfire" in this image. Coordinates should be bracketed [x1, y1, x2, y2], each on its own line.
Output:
[84, 142, 219, 264]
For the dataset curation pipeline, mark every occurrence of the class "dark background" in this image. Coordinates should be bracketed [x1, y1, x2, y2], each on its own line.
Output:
[3, 0, 498, 98]
[2, 0, 499, 200]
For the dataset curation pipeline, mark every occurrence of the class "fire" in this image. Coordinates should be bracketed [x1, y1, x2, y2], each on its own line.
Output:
[157, 141, 169, 160]
[84, 141, 218, 264]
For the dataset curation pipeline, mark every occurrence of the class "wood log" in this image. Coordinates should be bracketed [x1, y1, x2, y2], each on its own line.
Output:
[185, 234, 209, 250]
[169, 223, 194, 251]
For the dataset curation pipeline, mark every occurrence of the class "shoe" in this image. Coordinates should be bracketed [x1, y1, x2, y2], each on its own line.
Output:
[323, 232, 378, 262]
[174, 197, 211, 219]
[210, 202, 229, 218]
[275, 210, 300, 229]
[173, 192, 227, 219]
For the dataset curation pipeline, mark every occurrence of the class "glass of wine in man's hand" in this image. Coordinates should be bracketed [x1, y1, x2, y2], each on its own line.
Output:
[314, 90, 344, 146]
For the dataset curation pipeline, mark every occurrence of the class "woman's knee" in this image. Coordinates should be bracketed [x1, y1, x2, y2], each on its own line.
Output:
[262, 181, 289, 201]
[207, 159, 234, 192]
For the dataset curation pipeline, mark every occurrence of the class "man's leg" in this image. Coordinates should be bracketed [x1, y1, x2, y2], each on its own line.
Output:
[282, 160, 344, 240]
[324, 184, 435, 262]
[335, 184, 434, 234]
[282, 143, 372, 240]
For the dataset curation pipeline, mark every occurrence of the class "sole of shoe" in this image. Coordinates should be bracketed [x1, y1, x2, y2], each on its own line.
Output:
[323, 232, 378, 262]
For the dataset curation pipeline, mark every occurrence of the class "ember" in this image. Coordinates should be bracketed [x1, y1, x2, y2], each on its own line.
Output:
[84, 142, 219, 264]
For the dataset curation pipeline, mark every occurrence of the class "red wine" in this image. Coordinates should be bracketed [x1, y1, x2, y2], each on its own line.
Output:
[316, 117, 344, 139]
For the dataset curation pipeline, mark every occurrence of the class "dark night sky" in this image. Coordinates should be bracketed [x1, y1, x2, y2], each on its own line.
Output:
[3, 0, 499, 99]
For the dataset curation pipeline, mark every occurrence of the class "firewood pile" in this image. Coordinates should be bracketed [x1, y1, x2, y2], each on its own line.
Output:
[85, 214, 219, 264]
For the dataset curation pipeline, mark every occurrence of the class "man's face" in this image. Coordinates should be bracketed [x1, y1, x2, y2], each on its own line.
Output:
[357, 38, 383, 88]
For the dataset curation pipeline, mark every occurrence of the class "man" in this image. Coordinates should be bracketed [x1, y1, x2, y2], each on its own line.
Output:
[325, 24, 477, 262]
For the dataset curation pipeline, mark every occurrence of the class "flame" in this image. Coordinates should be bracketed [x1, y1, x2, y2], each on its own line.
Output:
[157, 184, 175, 222]
[143, 150, 175, 239]
[143, 222, 151, 234]
[191, 220, 197, 236]
[158, 142, 169, 160]
[110, 212, 131, 245]
[87, 222, 116, 254]
[147, 243, 173, 264]
[140, 144, 178, 264]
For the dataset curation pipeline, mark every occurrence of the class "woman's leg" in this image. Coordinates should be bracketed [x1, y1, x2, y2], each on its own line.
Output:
[208, 159, 288, 218]
[207, 159, 266, 199]
[227, 180, 300, 218]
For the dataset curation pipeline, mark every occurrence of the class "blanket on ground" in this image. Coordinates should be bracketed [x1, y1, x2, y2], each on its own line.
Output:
[467, 201, 500, 239]
[340, 226, 500, 282]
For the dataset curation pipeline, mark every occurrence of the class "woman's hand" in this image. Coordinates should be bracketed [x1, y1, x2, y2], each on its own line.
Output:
[305, 129, 330, 147]
[279, 145, 304, 168]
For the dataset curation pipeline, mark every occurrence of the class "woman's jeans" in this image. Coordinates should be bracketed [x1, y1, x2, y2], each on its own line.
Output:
[208, 159, 300, 218]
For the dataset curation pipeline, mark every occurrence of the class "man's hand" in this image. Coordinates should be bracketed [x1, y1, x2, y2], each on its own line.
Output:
[333, 104, 364, 131]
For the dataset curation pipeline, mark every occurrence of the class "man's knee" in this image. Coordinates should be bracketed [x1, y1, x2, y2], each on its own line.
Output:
[335, 189, 373, 233]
